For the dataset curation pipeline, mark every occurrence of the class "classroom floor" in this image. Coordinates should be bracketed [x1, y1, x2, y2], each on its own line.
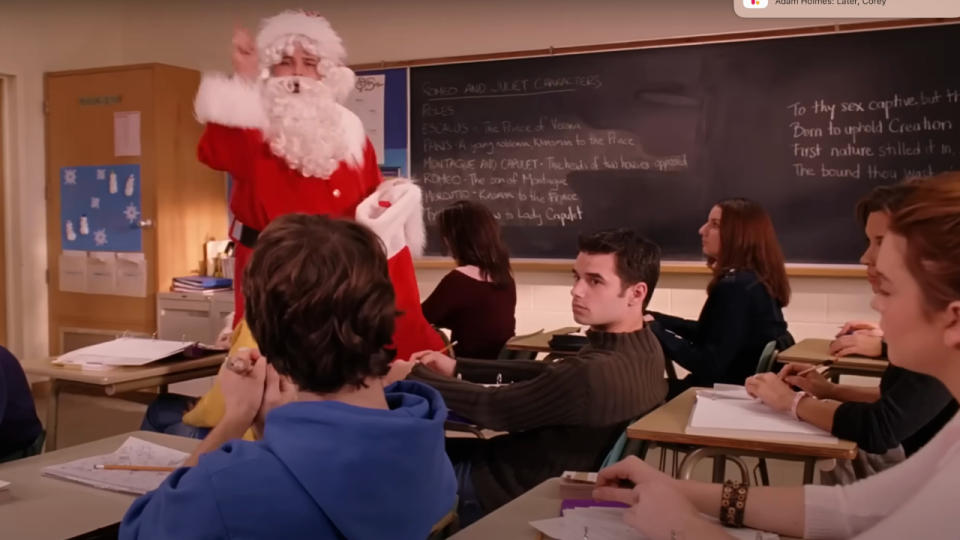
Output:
[29, 385, 811, 486]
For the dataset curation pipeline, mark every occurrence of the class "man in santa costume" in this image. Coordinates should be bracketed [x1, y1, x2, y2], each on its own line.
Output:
[140, 10, 443, 438]
[195, 9, 443, 360]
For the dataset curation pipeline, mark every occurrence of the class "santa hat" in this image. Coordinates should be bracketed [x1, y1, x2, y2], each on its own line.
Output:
[256, 10, 355, 103]
[355, 178, 427, 259]
[257, 10, 346, 67]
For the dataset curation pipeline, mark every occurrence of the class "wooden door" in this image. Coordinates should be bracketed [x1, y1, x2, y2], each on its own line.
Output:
[45, 66, 158, 354]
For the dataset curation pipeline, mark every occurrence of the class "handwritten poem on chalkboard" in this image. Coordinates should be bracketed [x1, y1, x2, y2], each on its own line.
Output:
[788, 88, 959, 181]
[414, 74, 691, 228]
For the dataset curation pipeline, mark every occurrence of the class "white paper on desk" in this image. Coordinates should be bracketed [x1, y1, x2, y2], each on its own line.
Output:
[688, 394, 837, 443]
[115, 252, 147, 297]
[43, 437, 187, 495]
[114, 111, 141, 157]
[86, 251, 117, 295]
[56, 337, 193, 367]
[59, 250, 88, 293]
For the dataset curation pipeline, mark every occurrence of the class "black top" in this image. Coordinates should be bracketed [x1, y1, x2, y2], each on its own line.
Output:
[409, 328, 667, 511]
[422, 270, 517, 359]
[0, 346, 43, 456]
[649, 269, 790, 387]
[833, 363, 957, 455]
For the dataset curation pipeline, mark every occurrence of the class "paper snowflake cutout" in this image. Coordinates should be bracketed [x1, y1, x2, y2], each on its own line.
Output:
[96, 169, 106, 180]
[123, 203, 140, 224]
[64, 169, 77, 185]
[91, 197, 100, 209]
[94, 229, 108, 246]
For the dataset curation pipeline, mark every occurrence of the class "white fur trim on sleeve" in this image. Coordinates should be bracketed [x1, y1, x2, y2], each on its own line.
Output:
[355, 179, 426, 258]
[194, 73, 268, 131]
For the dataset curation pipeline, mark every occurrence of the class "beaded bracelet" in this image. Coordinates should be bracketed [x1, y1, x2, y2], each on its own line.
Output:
[720, 480, 749, 527]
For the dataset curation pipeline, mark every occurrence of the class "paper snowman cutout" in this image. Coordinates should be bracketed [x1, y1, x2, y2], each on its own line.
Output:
[124, 174, 136, 197]
[79, 215, 90, 235]
[109, 171, 118, 194]
[65, 220, 77, 241]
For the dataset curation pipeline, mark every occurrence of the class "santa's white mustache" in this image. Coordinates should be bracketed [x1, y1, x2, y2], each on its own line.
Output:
[265, 76, 333, 98]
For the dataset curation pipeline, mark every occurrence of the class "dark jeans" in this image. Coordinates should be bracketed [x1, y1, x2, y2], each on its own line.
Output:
[140, 393, 210, 440]
[446, 438, 487, 527]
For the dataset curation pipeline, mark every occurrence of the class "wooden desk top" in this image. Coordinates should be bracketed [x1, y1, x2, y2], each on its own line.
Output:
[21, 353, 225, 386]
[626, 388, 858, 460]
[450, 477, 563, 539]
[505, 327, 581, 353]
[778, 338, 888, 374]
[0, 431, 199, 540]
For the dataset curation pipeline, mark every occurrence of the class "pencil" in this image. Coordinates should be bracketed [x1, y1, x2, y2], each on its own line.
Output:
[94, 464, 178, 472]
[795, 359, 836, 377]
[442, 341, 458, 355]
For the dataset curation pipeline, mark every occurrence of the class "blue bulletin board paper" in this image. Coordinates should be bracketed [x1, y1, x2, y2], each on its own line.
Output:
[60, 165, 142, 252]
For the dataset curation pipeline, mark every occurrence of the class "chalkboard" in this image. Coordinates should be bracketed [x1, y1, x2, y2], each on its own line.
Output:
[410, 24, 960, 263]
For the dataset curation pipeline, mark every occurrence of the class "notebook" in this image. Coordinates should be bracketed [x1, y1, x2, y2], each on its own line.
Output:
[54, 337, 194, 368]
[42, 437, 188, 495]
[686, 385, 837, 443]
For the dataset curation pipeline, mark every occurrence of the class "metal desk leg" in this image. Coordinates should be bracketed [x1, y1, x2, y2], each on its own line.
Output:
[803, 458, 816, 484]
[712, 456, 727, 482]
[46, 379, 62, 451]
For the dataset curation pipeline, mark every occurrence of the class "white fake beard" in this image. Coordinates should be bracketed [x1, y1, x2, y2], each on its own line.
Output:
[262, 76, 350, 179]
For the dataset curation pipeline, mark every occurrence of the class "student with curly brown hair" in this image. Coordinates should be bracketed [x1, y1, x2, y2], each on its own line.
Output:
[121, 214, 456, 540]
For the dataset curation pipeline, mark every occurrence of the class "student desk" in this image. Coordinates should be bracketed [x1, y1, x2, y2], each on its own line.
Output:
[22, 353, 225, 450]
[503, 327, 581, 355]
[626, 388, 858, 484]
[778, 338, 888, 379]
[0, 431, 198, 540]
[451, 477, 802, 540]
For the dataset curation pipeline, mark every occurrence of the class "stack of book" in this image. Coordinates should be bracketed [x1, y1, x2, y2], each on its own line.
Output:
[171, 276, 232, 294]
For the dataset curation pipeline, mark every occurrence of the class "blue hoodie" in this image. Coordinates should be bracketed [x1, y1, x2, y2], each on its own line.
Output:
[120, 381, 457, 540]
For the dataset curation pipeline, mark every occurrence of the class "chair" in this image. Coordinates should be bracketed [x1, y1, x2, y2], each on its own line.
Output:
[755, 340, 779, 374]
[678, 448, 751, 484]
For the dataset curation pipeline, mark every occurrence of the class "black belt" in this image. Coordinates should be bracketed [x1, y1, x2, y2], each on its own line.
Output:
[237, 223, 261, 249]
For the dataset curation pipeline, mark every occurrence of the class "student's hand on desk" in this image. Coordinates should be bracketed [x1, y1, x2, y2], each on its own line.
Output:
[778, 362, 835, 399]
[219, 348, 267, 426]
[410, 350, 457, 378]
[745, 372, 796, 412]
[593, 455, 673, 504]
[622, 482, 720, 540]
[829, 333, 883, 358]
[594, 457, 721, 540]
[836, 320, 882, 337]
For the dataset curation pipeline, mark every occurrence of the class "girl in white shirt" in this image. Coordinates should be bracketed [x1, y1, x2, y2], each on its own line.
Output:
[594, 172, 960, 540]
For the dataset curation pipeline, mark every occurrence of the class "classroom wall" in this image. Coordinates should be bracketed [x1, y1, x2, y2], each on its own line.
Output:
[1, 0, 876, 359]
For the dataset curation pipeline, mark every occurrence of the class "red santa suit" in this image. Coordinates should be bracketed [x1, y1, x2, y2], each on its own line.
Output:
[193, 33, 443, 359]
